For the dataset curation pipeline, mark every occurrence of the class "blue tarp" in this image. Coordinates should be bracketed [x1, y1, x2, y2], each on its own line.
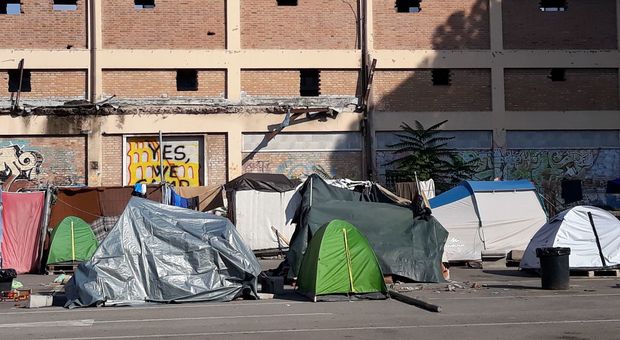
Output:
[430, 180, 536, 208]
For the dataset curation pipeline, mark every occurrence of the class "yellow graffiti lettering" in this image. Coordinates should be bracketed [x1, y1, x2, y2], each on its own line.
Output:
[126, 141, 200, 186]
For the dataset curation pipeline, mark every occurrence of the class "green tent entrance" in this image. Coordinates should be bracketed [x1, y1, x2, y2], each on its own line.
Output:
[297, 219, 387, 301]
[47, 216, 98, 265]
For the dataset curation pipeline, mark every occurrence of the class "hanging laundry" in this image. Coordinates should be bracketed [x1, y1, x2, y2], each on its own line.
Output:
[1, 191, 45, 273]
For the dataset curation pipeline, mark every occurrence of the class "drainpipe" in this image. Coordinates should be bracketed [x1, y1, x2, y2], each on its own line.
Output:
[359, 0, 375, 181]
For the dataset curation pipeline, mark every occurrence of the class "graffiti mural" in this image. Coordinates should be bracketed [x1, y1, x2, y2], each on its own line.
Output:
[125, 137, 203, 187]
[0, 144, 44, 189]
[377, 147, 620, 214]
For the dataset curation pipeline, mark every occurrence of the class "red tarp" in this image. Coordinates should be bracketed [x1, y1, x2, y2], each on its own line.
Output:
[1, 191, 44, 274]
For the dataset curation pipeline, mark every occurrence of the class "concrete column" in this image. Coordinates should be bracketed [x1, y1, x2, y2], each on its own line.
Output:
[89, 0, 103, 102]
[489, 0, 506, 148]
[489, 0, 503, 51]
[616, 0, 620, 103]
[226, 0, 242, 102]
[227, 128, 243, 180]
[365, 0, 374, 51]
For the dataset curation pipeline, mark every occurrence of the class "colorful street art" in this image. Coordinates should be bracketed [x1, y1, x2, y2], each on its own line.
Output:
[125, 137, 203, 187]
[377, 148, 620, 214]
[0, 144, 44, 190]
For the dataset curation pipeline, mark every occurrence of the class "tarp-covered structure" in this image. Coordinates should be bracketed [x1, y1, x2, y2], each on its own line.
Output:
[225, 173, 301, 251]
[521, 206, 620, 269]
[287, 175, 448, 283]
[429, 181, 547, 261]
[65, 197, 261, 308]
[1, 191, 45, 273]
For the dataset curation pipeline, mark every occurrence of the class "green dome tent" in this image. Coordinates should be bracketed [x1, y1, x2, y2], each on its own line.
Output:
[47, 216, 98, 265]
[297, 220, 387, 301]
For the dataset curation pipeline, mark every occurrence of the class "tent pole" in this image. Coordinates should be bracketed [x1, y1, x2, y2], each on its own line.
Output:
[587, 212, 607, 267]
[71, 220, 76, 262]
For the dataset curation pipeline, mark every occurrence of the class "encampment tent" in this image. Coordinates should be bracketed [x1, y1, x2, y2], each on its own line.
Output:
[297, 220, 387, 301]
[429, 180, 547, 261]
[520, 206, 620, 269]
[225, 173, 301, 251]
[288, 174, 448, 283]
[64, 197, 261, 308]
[47, 216, 98, 265]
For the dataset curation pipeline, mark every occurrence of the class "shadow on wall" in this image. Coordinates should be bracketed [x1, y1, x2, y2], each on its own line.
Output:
[375, 0, 491, 185]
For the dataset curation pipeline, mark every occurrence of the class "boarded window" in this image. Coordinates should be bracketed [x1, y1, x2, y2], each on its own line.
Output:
[135, 0, 155, 9]
[300, 70, 320, 96]
[0, 1, 21, 15]
[549, 68, 566, 81]
[395, 0, 421, 13]
[176, 70, 198, 91]
[53, 0, 77, 11]
[540, 0, 566, 12]
[8, 69, 32, 93]
[432, 69, 451, 86]
[277, 0, 297, 5]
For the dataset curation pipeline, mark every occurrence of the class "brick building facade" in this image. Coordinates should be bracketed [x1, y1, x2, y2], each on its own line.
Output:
[1, 0, 618, 211]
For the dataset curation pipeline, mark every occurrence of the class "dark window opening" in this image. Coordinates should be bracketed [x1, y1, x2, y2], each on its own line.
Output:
[0, 1, 21, 15]
[8, 69, 32, 93]
[431, 69, 451, 86]
[396, 0, 421, 13]
[135, 0, 155, 9]
[540, 0, 566, 12]
[561, 179, 582, 204]
[549, 68, 566, 81]
[277, 0, 297, 6]
[53, 0, 77, 11]
[300, 70, 320, 97]
[176, 70, 198, 91]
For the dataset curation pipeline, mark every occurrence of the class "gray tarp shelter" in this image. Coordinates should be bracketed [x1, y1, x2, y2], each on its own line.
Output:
[65, 197, 261, 308]
[287, 175, 448, 283]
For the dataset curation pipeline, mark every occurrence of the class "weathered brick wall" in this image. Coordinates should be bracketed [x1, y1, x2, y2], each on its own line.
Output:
[102, 70, 226, 99]
[101, 135, 123, 186]
[374, 0, 490, 50]
[207, 134, 227, 185]
[241, 70, 359, 96]
[240, 0, 358, 49]
[0, 136, 86, 190]
[242, 151, 362, 180]
[102, 0, 225, 49]
[504, 69, 619, 111]
[373, 69, 492, 111]
[0, 0, 86, 49]
[0, 70, 87, 100]
[503, 0, 617, 50]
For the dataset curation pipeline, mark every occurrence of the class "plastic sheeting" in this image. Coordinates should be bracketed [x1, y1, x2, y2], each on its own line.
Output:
[521, 206, 620, 269]
[288, 175, 448, 283]
[430, 181, 547, 261]
[1, 191, 45, 273]
[64, 197, 261, 308]
[225, 173, 300, 192]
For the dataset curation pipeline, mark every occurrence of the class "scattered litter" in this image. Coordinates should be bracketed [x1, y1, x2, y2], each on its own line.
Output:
[11, 280, 23, 290]
[583, 289, 596, 292]
[470, 282, 481, 289]
[446, 284, 456, 292]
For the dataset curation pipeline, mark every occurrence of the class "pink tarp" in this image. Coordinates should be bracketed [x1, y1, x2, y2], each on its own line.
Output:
[1, 192, 44, 274]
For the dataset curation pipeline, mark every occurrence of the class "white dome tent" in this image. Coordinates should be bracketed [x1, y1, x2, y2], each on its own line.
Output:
[520, 206, 620, 269]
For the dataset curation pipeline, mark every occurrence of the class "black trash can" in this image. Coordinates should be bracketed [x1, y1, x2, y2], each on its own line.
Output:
[0, 269, 17, 292]
[536, 247, 571, 290]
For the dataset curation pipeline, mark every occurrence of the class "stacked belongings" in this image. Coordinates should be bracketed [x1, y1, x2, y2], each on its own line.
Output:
[297, 219, 387, 302]
[520, 206, 620, 270]
[287, 174, 448, 283]
[65, 197, 261, 308]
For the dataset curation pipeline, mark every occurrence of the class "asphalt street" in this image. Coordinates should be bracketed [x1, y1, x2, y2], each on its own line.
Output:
[1, 267, 619, 340]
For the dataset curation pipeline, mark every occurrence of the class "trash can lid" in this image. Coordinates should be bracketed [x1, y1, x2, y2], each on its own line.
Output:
[536, 247, 571, 257]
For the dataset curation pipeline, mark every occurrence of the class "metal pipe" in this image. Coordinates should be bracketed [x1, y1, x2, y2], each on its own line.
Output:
[159, 130, 165, 184]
